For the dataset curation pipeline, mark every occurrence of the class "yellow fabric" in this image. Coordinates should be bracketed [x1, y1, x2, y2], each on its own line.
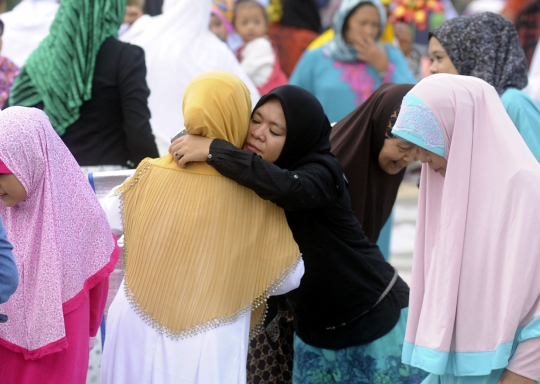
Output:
[380, 23, 395, 44]
[117, 71, 301, 337]
[267, 0, 283, 23]
[307, 25, 394, 51]
[308, 29, 335, 50]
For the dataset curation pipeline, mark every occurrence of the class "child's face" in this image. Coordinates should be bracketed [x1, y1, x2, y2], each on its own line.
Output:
[234, 4, 267, 43]
[0, 174, 27, 207]
[209, 14, 228, 42]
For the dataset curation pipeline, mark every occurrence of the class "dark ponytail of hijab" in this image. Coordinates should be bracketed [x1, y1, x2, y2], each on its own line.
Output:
[253, 85, 346, 196]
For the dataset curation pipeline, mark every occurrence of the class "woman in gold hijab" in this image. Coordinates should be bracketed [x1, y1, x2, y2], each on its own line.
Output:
[99, 71, 304, 384]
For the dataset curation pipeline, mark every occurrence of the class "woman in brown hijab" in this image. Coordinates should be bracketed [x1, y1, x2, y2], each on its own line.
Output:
[330, 83, 416, 246]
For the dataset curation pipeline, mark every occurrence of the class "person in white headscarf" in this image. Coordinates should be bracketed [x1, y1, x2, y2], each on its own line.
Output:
[0, 0, 59, 67]
[121, 0, 260, 153]
[525, 39, 540, 107]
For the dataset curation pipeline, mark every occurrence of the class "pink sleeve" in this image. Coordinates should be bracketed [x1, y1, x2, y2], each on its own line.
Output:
[88, 276, 109, 337]
[506, 337, 540, 381]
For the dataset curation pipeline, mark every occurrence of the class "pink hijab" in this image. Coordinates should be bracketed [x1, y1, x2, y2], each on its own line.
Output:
[0, 107, 118, 359]
[393, 74, 540, 376]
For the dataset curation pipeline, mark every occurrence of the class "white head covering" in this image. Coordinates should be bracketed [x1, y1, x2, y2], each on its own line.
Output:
[524, 39, 540, 107]
[0, 0, 60, 67]
[121, 0, 260, 151]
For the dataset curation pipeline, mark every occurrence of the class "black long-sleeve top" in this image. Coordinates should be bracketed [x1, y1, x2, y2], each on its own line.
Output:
[208, 140, 409, 350]
[47, 38, 159, 167]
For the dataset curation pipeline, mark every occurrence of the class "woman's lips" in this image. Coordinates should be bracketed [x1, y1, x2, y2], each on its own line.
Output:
[245, 143, 260, 153]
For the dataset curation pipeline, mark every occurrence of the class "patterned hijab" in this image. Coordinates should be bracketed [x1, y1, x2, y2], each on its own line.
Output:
[391, 93, 445, 157]
[431, 12, 528, 95]
[0, 107, 118, 358]
[9, 0, 126, 135]
[324, 0, 387, 62]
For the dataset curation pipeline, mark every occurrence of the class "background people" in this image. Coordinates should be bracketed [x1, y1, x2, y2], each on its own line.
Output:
[429, 11, 540, 162]
[233, 0, 287, 94]
[9, 0, 159, 171]
[121, 0, 260, 153]
[0, 0, 59, 68]
[289, 0, 416, 124]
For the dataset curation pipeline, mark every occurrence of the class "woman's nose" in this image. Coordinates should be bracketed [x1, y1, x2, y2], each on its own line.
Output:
[252, 126, 265, 141]
[403, 149, 415, 163]
[429, 62, 438, 75]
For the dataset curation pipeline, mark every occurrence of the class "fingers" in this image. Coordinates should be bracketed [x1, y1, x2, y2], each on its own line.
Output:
[169, 136, 187, 154]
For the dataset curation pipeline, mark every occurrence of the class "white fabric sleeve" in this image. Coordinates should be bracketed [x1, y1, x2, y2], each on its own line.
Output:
[506, 337, 540, 381]
[525, 39, 540, 106]
[271, 258, 305, 296]
[99, 186, 124, 238]
[239, 37, 274, 87]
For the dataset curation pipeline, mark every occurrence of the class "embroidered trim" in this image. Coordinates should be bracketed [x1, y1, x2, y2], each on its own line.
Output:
[122, 254, 303, 341]
[116, 162, 303, 340]
[391, 94, 446, 157]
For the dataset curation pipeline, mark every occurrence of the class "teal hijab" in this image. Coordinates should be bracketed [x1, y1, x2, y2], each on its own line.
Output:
[391, 94, 445, 157]
[323, 0, 387, 62]
[9, 0, 126, 135]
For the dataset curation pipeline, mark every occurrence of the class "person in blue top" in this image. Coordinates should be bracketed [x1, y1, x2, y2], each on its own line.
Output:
[0, 213, 18, 321]
[429, 12, 540, 163]
[288, 0, 417, 125]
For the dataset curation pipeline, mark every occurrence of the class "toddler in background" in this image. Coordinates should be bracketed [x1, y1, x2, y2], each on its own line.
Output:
[119, 0, 145, 36]
[233, 0, 287, 94]
[210, 5, 232, 42]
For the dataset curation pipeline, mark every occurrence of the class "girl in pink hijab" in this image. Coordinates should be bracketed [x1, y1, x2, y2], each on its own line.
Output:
[0, 107, 120, 383]
[391, 74, 540, 384]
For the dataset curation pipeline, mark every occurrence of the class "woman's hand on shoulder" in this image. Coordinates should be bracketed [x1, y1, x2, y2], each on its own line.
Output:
[353, 36, 389, 74]
[497, 370, 535, 384]
[169, 135, 214, 168]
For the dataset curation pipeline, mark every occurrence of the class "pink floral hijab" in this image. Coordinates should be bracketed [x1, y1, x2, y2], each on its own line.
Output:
[392, 74, 540, 376]
[0, 107, 118, 359]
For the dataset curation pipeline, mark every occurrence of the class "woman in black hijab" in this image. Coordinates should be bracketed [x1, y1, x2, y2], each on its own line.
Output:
[170, 85, 426, 383]
[330, 83, 416, 245]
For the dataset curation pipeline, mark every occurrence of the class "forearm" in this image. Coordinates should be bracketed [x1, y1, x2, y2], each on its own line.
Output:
[0, 224, 17, 303]
[208, 139, 337, 210]
[505, 337, 540, 381]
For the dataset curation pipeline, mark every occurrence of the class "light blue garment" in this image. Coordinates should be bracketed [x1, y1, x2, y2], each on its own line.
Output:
[293, 308, 428, 384]
[289, 45, 416, 123]
[391, 94, 445, 157]
[376, 210, 392, 261]
[402, 316, 540, 379]
[0, 217, 17, 304]
[324, 0, 387, 62]
[501, 88, 540, 162]
[421, 370, 505, 384]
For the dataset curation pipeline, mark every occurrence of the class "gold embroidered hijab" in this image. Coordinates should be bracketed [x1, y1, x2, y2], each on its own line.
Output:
[116, 71, 301, 339]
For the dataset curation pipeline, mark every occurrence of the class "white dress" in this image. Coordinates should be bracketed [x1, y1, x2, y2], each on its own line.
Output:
[99, 190, 304, 384]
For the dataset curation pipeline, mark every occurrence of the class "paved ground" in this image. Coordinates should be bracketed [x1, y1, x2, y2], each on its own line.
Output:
[389, 181, 419, 285]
